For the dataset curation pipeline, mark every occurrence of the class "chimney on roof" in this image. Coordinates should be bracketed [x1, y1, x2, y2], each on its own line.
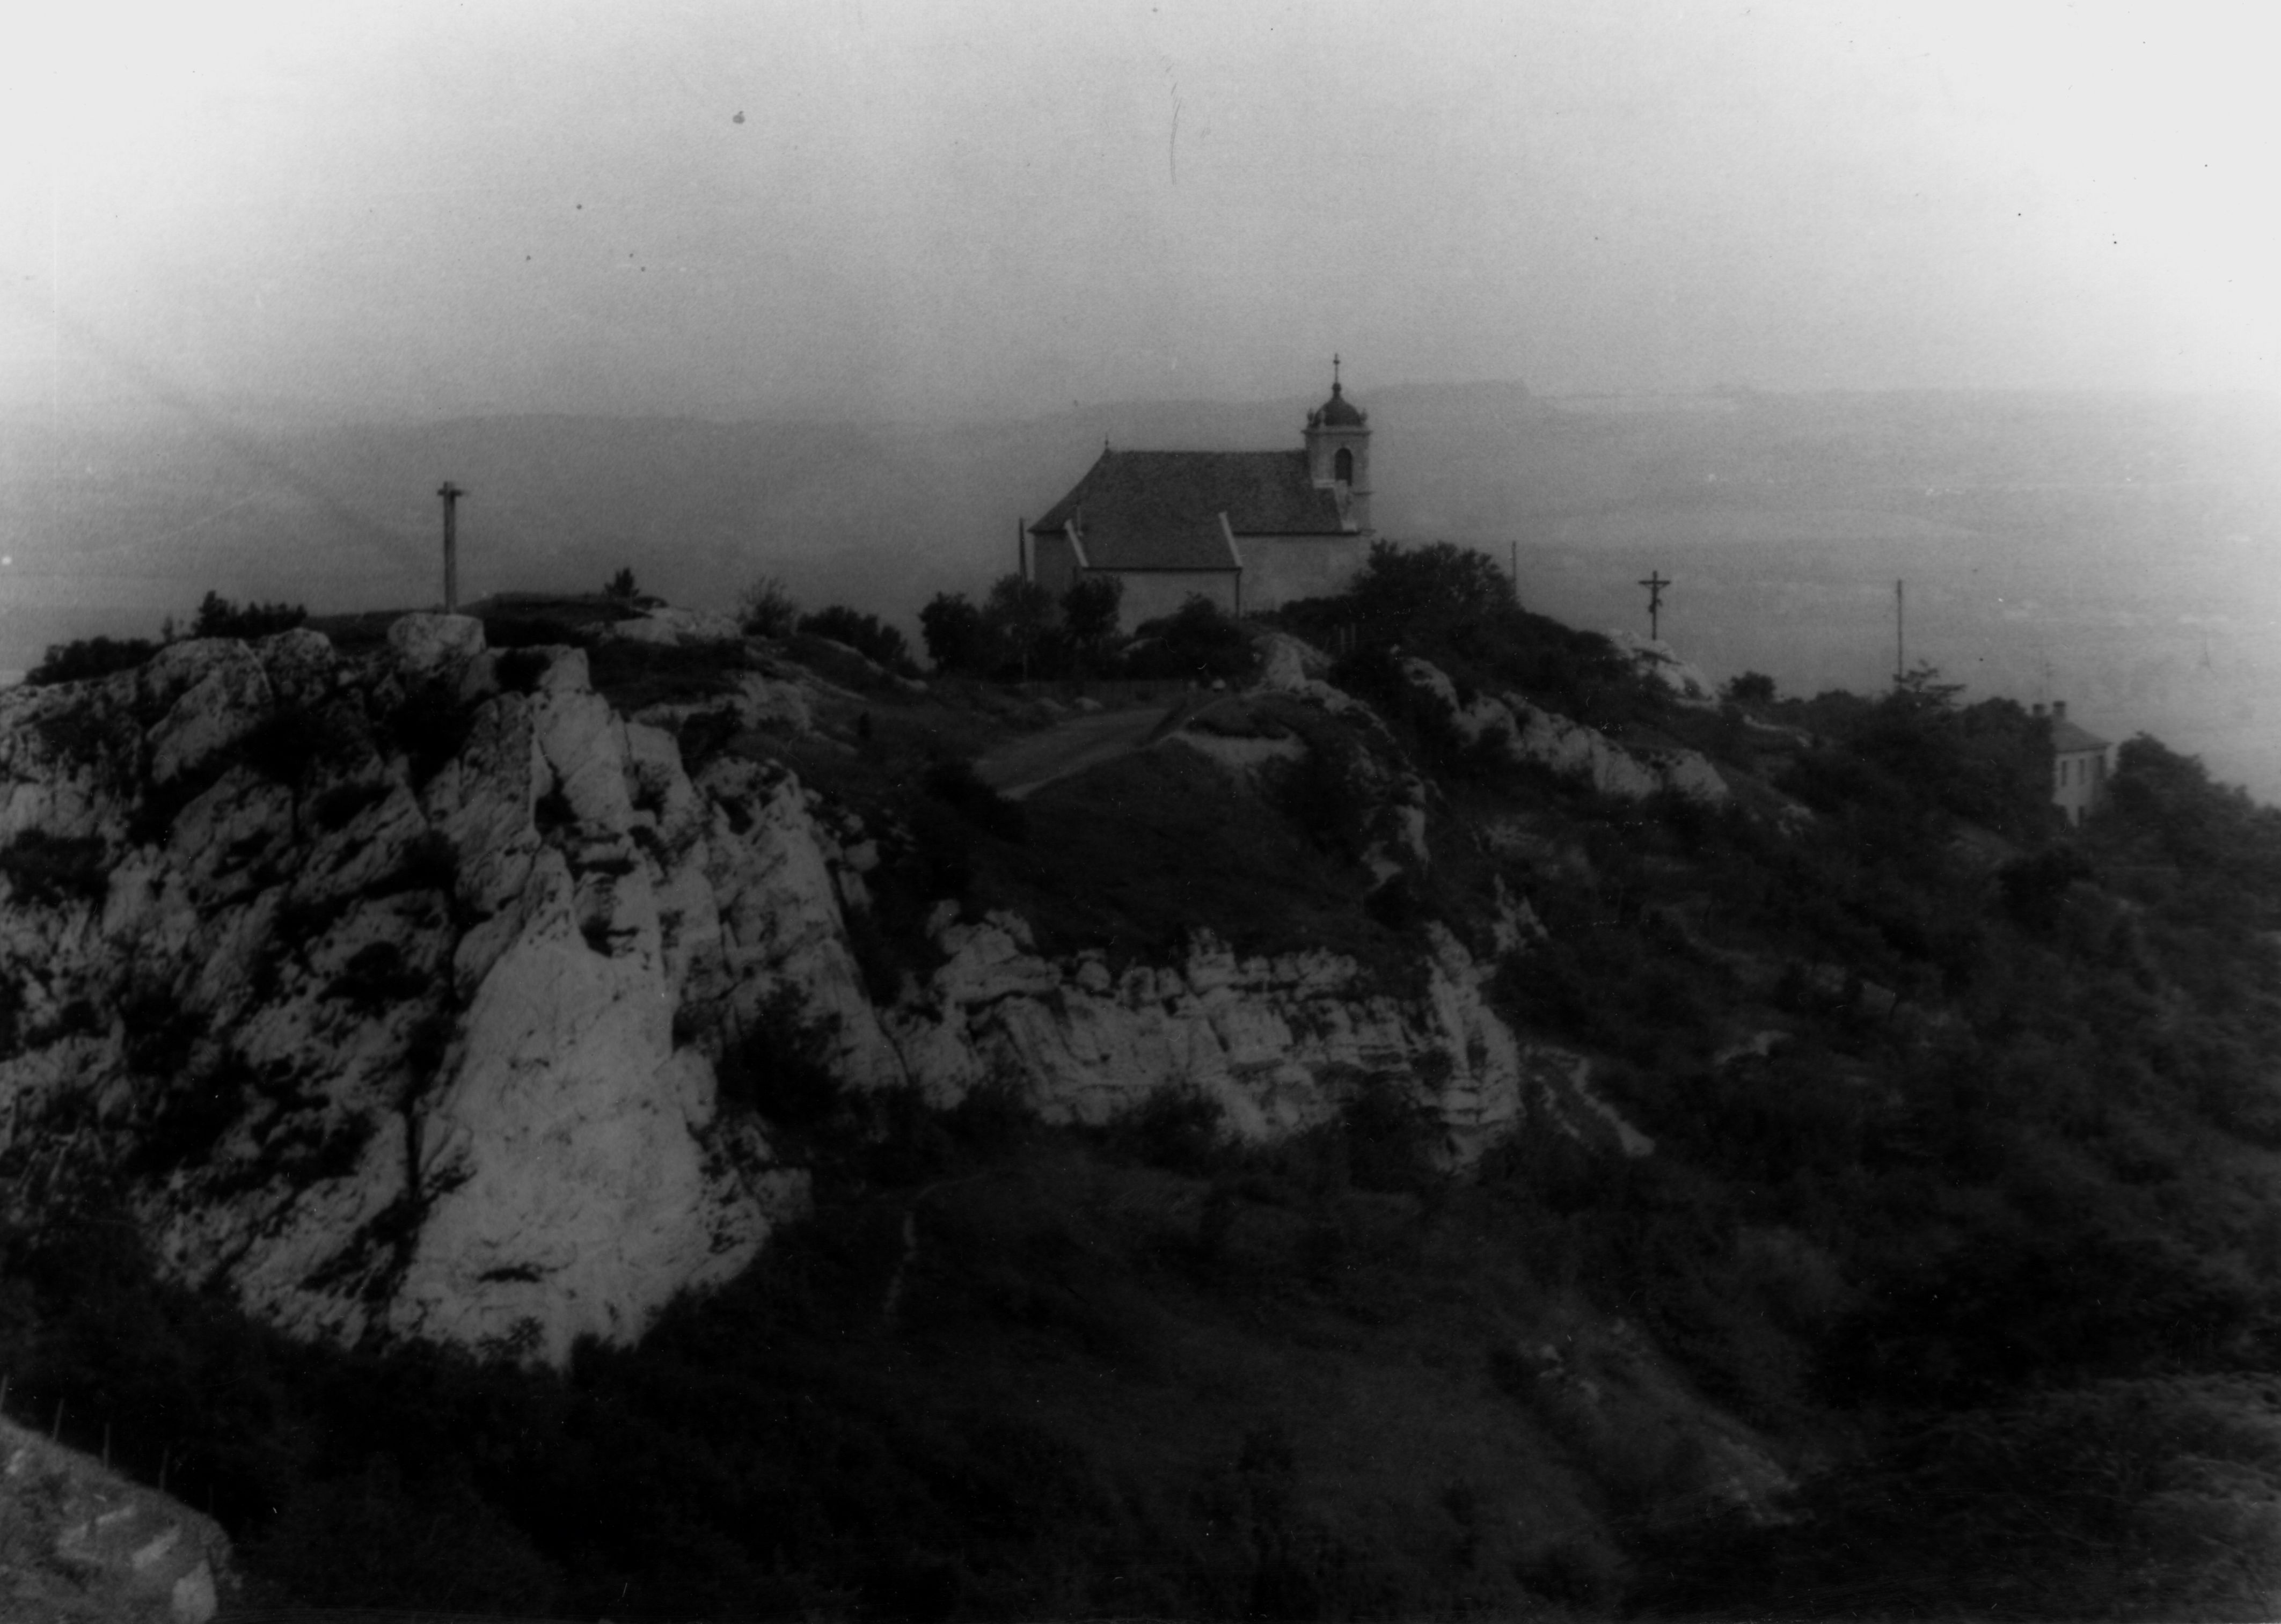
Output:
[2053, 700, 2068, 722]
[2032, 703, 2045, 718]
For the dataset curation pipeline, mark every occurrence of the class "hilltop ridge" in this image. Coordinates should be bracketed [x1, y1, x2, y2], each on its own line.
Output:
[4, 556, 2281, 1615]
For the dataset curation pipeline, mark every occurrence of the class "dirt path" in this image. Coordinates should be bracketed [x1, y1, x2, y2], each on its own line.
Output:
[971, 702, 1188, 800]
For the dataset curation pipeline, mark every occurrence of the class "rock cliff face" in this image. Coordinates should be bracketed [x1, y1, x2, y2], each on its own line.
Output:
[0, 617, 1647, 1365]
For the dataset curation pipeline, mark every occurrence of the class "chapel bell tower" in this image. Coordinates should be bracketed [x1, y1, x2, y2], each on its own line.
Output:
[1303, 355, 1373, 536]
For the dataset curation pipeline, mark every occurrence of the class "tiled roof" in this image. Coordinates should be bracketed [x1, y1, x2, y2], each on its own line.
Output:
[1030, 450, 1348, 571]
[2051, 719, 2109, 754]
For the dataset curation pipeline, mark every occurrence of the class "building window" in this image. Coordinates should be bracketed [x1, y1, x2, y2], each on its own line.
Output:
[1334, 447, 1354, 484]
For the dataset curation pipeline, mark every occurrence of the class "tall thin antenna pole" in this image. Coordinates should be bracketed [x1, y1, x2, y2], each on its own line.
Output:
[1895, 579, 1905, 682]
[1018, 517, 1027, 582]
[438, 482, 465, 612]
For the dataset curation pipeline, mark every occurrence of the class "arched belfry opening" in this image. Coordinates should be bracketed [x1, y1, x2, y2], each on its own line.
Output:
[1334, 447, 1354, 485]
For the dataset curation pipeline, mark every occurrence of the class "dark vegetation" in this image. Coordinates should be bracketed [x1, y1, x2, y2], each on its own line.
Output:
[921, 573, 1255, 686]
[800, 605, 920, 677]
[23, 590, 306, 686]
[14, 543, 2281, 1616]
[23, 635, 158, 687]
[189, 590, 306, 640]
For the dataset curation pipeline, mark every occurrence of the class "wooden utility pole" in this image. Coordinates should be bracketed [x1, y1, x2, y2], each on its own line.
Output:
[437, 482, 465, 612]
[1895, 579, 1905, 683]
[1637, 570, 1670, 641]
[1018, 517, 1027, 582]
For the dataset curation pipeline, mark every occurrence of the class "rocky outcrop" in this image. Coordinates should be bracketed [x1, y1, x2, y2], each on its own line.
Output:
[603, 605, 744, 646]
[887, 906, 1644, 1169]
[0, 618, 1651, 1367]
[1607, 630, 1719, 706]
[0, 1417, 231, 1622]
[0, 621, 810, 1365]
[1398, 657, 1729, 803]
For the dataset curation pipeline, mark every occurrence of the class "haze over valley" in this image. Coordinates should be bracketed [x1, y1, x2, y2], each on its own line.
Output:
[8, 381, 2279, 794]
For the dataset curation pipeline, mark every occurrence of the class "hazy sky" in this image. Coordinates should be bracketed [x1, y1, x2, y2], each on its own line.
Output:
[4, 0, 2277, 422]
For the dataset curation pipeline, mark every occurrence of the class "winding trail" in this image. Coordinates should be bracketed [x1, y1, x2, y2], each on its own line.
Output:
[970, 701, 1187, 801]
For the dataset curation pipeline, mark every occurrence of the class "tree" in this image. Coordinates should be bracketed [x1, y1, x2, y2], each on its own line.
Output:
[190, 591, 305, 640]
[24, 637, 158, 686]
[983, 575, 1054, 679]
[604, 567, 639, 601]
[1723, 671, 1776, 705]
[1060, 575, 1124, 668]
[1122, 595, 1257, 683]
[797, 605, 916, 675]
[1346, 539, 1516, 647]
[919, 592, 988, 675]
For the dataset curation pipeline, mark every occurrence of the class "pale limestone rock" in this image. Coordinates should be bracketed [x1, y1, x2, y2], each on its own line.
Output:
[894, 911, 1649, 1169]
[389, 851, 797, 1362]
[1609, 629, 1719, 706]
[1398, 656, 1729, 804]
[388, 612, 486, 674]
[143, 640, 274, 787]
[174, 1560, 220, 1623]
[533, 688, 637, 829]
[601, 606, 743, 646]
[255, 626, 339, 707]
[692, 757, 907, 1090]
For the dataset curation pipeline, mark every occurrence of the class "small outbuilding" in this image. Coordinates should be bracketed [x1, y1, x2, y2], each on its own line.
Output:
[2039, 700, 2110, 826]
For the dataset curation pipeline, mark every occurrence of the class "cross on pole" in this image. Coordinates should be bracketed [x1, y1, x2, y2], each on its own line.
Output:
[1637, 570, 1670, 640]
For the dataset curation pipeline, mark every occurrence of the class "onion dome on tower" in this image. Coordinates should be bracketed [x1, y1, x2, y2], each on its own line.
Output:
[1304, 355, 1373, 535]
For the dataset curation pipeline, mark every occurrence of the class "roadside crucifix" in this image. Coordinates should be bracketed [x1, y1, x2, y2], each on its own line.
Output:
[1637, 569, 1670, 640]
[437, 481, 465, 612]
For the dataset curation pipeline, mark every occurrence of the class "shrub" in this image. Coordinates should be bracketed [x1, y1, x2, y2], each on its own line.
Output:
[369, 831, 458, 899]
[715, 989, 843, 1129]
[24, 636, 157, 686]
[1342, 1074, 1439, 1193]
[736, 574, 799, 638]
[0, 831, 108, 908]
[325, 942, 432, 1018]
[493, 647, 552, 694]
[1101, 1087, 1226, 1176]
[922, 759, 1027, 842]
[1121, 595, 1256, 683]
[797, 605, 917, 675]
[312, 779, 390, 833]
[120, 985, 207, 1079]
[240, 704, 357, 785]
[385, 681, 475, 787]
[128, 1049, 255, 1177]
